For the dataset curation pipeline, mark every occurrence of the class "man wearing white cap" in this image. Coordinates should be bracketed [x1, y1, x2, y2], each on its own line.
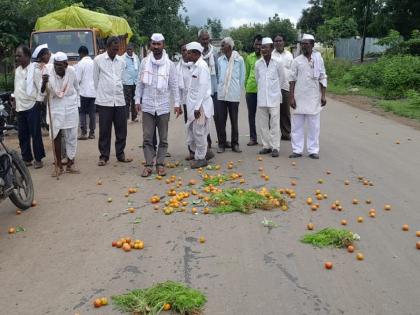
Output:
[31, 43, 52, 132]
[254, 37, 287, 157]
[289, 34, 327, 159]
[184, 42, 214, 169]
[135, 33, 180, 177]
[41, 52, 80, 175]
[13, 45, 46, 169]
[94, 36, 132, 166]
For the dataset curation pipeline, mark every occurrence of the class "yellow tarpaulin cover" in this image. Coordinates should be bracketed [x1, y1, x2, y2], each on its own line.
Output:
[35, 6, 133, 40]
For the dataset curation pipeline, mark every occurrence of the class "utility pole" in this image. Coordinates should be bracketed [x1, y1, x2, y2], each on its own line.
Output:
[360, 0, 371, 63]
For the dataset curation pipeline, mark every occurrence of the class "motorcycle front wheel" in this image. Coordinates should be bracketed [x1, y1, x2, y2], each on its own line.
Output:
[9, 151, 34, 210]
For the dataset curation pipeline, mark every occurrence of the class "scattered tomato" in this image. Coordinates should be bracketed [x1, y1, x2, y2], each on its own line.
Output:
[324, 262, 333, 269]
[341, 220, 347, 226]
[94, 299, 102, 308]
[356, 253, 364, 260]
[307, 223, 314, 230]
[100, 297, 108, 305]
[163, 303, 171, 311]
[402, 224, 409, 231]
[122, 243, 131, 252]
[8, 227, 15, 234]
[347, 245, 355, 253]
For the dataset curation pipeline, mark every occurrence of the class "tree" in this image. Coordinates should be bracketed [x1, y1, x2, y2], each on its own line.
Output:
[205, 18, 223, 39]
[229, 23, 264, 52]
[297, 0, 324, 35]
[317, 17, 358, 44]
[264, 14, 298, 45]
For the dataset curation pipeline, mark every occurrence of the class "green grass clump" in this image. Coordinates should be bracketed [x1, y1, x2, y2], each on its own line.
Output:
[112, 281, 207, 315]
[202, 174, 229, 186]
[301, 228, 356, 248]
[209, 188, 286, 214]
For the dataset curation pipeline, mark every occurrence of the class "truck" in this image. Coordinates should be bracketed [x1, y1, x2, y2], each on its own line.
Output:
[30, 5, 133, 61]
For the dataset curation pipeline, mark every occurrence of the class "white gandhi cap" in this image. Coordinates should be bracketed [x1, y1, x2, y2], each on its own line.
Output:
[261, 37, 273, 45]
[151, 33, 165, 42]
[54, 51, 68, 62]
[302, 34, 315, 41]
[186, 42, 204, 53]
[32, 43, 48, 59]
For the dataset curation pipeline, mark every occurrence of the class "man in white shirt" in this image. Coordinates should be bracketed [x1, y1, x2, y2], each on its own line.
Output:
[94, 37, 133, 166]
[272, 34, 294, 141]
[255, 37, 287, 158]
[184, 42, 214, 169]
[216, 37, 245, 153]
[76, 46, 96, 140]
[177, 43, 194, 160]
[198, 29, 217, 149]
[13, 45, 45, 169]
[289, 34, 327, 159]
[135, 33, 180, 177]
[41, 52, 80, 175]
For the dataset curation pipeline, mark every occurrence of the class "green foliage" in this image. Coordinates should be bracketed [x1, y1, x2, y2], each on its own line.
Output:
[206, 18, 223, 39]
[326, 56, 420, 99]
[317, 17, 358, 44]
[209, 188, 286, 214]
[300, 0, 419, 41]
[112, 281, 207, 315]
[297, 0, 324, 35]
[377, 93, 420, 121]
[229, 14, 297, 53]
[301, 228, 356, 248]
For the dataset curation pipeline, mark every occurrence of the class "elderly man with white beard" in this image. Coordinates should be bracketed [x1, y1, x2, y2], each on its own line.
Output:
[41, 52, 80, 175]
[183, 42, 214, 169]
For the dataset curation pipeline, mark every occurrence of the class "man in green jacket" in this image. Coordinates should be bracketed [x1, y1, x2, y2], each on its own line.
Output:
[245, 34, 262, 146]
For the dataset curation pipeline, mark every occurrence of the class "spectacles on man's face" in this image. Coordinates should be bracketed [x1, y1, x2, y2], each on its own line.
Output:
[274, 39, 283, 43]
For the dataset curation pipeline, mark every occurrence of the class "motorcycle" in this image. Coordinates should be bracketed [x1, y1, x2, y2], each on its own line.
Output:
[0, 100, 34, 210]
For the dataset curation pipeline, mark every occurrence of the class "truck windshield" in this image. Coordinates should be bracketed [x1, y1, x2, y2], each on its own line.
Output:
[32, 30, 94, 59]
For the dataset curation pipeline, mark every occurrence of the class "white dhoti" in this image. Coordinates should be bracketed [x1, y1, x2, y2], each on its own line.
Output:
[257, 106, 280, 150]
[291, 113, 320, 154]
[186, 117, 210, 160]
[61, 127, 78, 160]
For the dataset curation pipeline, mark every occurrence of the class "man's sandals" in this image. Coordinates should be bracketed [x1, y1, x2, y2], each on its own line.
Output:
[141, 166, 153, 177]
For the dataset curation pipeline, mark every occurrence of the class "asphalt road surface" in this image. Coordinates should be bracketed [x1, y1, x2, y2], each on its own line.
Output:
[0, 96, 419, 315]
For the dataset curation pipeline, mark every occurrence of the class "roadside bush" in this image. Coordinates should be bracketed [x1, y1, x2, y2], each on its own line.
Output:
[326, 55, 420, 99]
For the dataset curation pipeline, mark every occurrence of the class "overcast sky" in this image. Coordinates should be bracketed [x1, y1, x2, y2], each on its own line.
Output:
[182, 0, 310, 28]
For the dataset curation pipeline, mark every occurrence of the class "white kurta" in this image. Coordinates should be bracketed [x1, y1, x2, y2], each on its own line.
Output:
[272, 49, 294, 91]
[290, 52, 327, 155]
[255, 57, 286, 151]
[185, 57, 213, 160]
[290, 53, 327, 115]
[46, 65, 80, 160]
[176, 60, 192, 105]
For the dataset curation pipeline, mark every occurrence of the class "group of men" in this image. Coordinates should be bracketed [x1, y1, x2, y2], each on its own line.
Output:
[12, 29, 327, 177]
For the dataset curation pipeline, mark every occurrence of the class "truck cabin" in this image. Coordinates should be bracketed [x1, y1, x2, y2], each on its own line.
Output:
[30, 29, 127, 63]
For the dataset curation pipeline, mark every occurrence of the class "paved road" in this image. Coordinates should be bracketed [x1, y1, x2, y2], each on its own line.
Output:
[0, 97, 419, 315]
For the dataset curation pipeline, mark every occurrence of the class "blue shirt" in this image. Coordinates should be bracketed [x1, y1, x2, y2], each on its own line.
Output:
[217, 53, 245, 102]
[122, 53, 140, 86]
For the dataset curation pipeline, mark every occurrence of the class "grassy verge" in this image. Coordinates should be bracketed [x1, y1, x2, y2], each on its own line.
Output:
[328, 83, 420, 122]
